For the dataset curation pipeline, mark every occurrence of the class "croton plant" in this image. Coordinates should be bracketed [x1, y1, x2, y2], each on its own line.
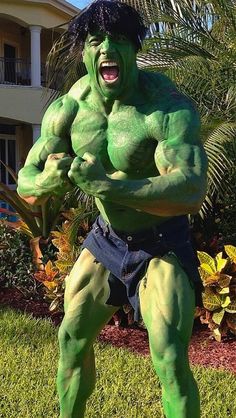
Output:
[197, 245, 236, 341]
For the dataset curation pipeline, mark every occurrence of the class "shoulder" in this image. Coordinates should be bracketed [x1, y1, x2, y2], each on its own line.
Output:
[142, 72, 200, 139]
[42, 93, 79, 132]
[68, 75, 91, 101]
[140, 70, 198, 115]
[41, 93, 79, 138]
[44, 93, 78, 117]
[44, 74, 90, 116]
[141, 70, 174, 87]
[140, 70, 175, 97]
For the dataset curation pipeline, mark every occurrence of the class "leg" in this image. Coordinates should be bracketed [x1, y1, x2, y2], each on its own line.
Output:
[139, 253, 200, 418]
[57, 248, 118, 418]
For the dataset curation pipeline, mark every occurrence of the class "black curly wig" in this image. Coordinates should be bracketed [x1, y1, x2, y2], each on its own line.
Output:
[68, 0, 147, 52]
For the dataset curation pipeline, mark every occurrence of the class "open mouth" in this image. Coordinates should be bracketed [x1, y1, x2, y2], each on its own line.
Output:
[99, 61, 119, 84]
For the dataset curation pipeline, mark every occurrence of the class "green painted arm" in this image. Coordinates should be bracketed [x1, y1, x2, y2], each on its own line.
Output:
[17, 95, 78, 203]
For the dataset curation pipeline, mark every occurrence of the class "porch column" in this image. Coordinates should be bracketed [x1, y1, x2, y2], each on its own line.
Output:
[30, 25, 42, 87]
[32, 124, 41, 143]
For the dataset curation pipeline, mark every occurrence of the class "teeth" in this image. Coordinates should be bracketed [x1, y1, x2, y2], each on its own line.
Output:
[100, 61, 118, 67]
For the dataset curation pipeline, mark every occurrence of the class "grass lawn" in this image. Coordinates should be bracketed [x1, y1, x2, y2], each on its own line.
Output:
[0, 307, 235, 418]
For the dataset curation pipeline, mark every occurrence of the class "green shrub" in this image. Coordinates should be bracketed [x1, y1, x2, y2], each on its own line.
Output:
[0, 222, 35, 292]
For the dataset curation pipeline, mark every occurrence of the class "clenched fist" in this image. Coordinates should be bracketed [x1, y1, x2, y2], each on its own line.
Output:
[35, 153, 74, 197]
[68, 152, 110, 197]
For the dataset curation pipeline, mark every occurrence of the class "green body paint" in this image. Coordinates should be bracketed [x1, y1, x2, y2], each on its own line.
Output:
[17, 13, 207, 418]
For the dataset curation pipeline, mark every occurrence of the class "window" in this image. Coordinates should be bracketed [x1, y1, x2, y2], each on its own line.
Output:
[0, 126, 17, 220]
[0, 126, 17, 188]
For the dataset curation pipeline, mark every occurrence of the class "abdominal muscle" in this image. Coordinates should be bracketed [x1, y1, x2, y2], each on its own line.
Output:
[95, 197, 171, 232]
[94, 169, 170, 232]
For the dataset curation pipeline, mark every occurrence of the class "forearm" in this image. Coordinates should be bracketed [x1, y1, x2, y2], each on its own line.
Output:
[100, 170, 206, 216]
[17, 166, 45, 199]
[18, 154, 75, 205]
[17, 165, 57, 206]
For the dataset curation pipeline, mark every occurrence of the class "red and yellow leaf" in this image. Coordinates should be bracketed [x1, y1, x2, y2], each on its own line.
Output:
[224, 245, 236, 264]
[43, 280, 58, 290]
[212, 309, 225, 325]
[202, 288, 221, 311]
[221, 295, 231, 308]
[218, 274, 232, 288]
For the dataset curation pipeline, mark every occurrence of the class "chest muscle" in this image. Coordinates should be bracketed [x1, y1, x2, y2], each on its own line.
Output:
[71, 107, 164, 176]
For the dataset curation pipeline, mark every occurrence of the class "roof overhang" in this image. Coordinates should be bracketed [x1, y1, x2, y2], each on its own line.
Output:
[0, 0, 80, 28]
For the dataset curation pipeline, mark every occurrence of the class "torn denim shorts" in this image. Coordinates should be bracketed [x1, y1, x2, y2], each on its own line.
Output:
[82, 215, 203, 320]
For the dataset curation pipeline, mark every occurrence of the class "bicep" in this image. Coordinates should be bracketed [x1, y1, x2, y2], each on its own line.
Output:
[25, 95, 78, 169]
[154, 104, 207, 177]
[24, 135, 71, 171]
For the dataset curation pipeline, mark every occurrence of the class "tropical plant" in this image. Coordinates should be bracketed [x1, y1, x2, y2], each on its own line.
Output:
[0, 161, 81, 271]
[0, 160, 66, 238]
[197, 245, 236, 341]
[0, 162, 41, 238]
[33, 205, 95, 312]
[34, 260, 64, 312]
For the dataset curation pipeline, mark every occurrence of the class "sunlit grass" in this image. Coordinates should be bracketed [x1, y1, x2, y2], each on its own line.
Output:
[0, 308, 235, 417]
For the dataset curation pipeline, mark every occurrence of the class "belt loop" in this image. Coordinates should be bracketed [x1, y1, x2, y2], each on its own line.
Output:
[103, 223, 109, 237]
[97, 216, 110, 238]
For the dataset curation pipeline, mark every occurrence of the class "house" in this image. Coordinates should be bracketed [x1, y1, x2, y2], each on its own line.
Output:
[0, 0, 79, 192]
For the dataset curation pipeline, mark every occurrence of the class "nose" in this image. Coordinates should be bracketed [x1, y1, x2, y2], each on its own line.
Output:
[100, 37, 115, 55]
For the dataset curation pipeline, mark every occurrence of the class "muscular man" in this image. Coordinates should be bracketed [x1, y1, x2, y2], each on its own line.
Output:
[17, 2, 208, 417]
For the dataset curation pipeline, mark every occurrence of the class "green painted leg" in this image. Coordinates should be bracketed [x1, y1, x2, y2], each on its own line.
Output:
[57, 249, 118, 418]
[139, 254, 200, 418]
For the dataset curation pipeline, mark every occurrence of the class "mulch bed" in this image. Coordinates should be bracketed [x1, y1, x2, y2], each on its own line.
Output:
[1, 287, 236, 374]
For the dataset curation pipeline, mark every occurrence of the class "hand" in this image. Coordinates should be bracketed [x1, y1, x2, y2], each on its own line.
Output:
[35, 153, 74, 197]
[68, 152, 109, 196]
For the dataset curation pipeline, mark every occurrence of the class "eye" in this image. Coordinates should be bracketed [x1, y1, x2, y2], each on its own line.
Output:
[89, 38, 102, 47]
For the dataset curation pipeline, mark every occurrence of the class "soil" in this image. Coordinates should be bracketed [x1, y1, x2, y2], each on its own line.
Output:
[0, 287, 236, 374]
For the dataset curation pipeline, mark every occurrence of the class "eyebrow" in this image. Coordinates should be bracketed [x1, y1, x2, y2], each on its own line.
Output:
[88, 33, 104, 39]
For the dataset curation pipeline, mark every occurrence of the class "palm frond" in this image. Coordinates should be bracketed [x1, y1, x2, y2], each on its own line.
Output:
[0, 189, 42, 237]
[0, 160, 18, 182]
[210, 0, 236, 31]
[225, 86, 236, 116]
[200, 122, 236, 219]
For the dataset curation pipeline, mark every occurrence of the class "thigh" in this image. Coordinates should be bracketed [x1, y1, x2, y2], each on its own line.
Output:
[63, 248, 118, 339]
[139, 252, 195, 349]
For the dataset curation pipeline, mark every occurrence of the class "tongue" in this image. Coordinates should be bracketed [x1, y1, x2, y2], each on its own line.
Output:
[101, 66, 119, 81]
